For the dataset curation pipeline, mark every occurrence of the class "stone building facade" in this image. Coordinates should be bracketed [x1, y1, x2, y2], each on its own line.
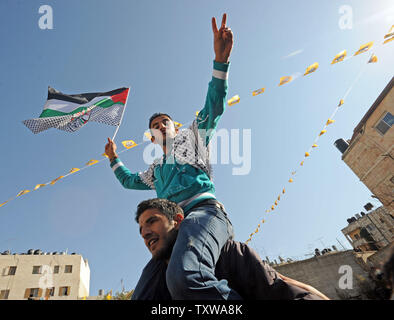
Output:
[0, 249, 90, 300]
[275, 250, 375, 300]
[341, 206, 394, 252]
[335, 77, 394, 213]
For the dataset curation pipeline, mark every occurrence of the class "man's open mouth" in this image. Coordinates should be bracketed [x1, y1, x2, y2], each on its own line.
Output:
[148, 238, 158, 249]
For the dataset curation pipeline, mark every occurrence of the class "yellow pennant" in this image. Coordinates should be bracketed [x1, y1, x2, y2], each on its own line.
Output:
[102, 153, 109, 158]
[173, 121, 183, 129]
[86, 160, 98, 166]
[34, 184, 46, 190]
[368, 55, 378, 63]
[291, 171, 296, 175]
[288, 178, 294, 183]
[383, 37, 394, 44]
[305, 152, 310, 157]
[0, 201, 8, 208]
[338, 99, 344, 107]
[384, 25, 394, 38]
[354, 41, 373, 56]
[312, 144, 318, 148]
[228, 95, 240, 106]
[252, 88, 265, 96]
[17, 190, 30, 197]
[262, 219, 266, 224]
[326, 119, 335, 125]
[50, 176, 64, 185]
[300, 161, 304, 166]
[122, 140, 138, 149]
[304, 62, 319, 76]
[271, 205, 275, 210]
[69, 168, 80, 174]
[282, 188, 285, 194]
[331, 50, 347, 64]
[144, 132, 152, 140]
[278, 76, 293, 86]
[195, 111, 199, 117]
[319, 130, 327, 136]
[274, 200, 278, 206]
[277, 195, 281, 201]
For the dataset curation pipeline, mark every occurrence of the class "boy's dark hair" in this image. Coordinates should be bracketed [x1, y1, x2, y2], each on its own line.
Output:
[148, 113, 173, 129]
[135, 198, 184, 223]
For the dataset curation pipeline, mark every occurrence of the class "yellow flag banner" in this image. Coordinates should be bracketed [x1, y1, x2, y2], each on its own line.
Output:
[304, 62, 319, 76]
[121, 140, 138, 149]
[354, 42, 373, 56]
[331, 50, 347, 64]
[1, 33, 389, 215]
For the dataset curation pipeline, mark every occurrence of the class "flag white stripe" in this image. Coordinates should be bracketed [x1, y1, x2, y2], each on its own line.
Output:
[43, 96, 112, 113]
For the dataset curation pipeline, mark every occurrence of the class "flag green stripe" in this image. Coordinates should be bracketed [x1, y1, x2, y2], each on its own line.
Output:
[39, 100, 124, 118]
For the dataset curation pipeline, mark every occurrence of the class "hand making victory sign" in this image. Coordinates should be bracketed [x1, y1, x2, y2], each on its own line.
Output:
[212, 13, 234, 64]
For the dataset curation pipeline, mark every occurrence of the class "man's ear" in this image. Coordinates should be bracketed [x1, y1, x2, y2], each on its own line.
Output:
[150, 135, 156, 144]
[174, 213, 184, 229]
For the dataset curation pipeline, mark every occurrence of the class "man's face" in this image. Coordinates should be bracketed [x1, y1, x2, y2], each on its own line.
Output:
[150, 115, 178, 146]
[138, 208, 182, 260]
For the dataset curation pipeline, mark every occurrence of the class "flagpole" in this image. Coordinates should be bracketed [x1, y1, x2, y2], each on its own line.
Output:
[111, 88, 130, 141]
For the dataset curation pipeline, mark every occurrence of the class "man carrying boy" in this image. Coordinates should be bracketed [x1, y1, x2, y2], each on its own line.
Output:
[105, 13, 241, 299]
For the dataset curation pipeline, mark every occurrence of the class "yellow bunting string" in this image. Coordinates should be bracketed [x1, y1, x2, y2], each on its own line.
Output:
[228, 95, 240, 106]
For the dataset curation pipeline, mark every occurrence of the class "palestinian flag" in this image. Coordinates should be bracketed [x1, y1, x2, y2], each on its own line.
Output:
[23, 87, 130, 134]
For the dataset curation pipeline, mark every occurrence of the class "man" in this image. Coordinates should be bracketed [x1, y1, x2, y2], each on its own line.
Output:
[105, 14, 241, 299]
[133, 198, 330, 300]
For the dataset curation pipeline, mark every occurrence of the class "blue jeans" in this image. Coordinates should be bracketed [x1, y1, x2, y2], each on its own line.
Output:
[165, 203, 241, 300]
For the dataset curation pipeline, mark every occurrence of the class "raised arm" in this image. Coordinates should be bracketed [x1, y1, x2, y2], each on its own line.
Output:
[105, 138, 153, 190]
[197, 14, 234, 144]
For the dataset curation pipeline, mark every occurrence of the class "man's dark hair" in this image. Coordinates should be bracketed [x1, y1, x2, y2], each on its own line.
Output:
[135, 198, 184, 223]
[148, 113, 173, 129]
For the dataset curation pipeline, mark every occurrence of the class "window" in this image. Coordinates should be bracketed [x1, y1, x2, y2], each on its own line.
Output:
[32, 266, 42, 274]
[29, 288, 39, 298]
[353, 234, 360, 240]
[380, 218, 386, 224]
[53, 265, 60, 274]
[65, 265, 73, 273]
[46, 287, 55, 297]
[59, 286, 70, 296]
[0, 290, 10, 300]
[8, 266, 17, 275]
[375, 112, 393, 135]
[366, 224, 375, 231]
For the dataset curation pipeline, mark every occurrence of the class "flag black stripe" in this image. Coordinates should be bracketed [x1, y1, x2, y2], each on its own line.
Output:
[47, 87, 128, 104]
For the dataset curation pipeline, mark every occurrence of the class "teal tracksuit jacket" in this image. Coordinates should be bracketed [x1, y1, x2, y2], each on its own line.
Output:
[110, 61, 230, 213]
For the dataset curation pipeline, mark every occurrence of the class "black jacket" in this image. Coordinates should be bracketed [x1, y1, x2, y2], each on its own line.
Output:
[131, 240, 322, 300]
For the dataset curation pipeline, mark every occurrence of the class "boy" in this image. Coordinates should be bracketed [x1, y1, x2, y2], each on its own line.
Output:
[105, 13, 240, 299]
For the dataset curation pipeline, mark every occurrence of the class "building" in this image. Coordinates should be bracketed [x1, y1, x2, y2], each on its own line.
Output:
[335, 77, 394, 213]
[341, 206, 394, 252]
[274, 249, 376, 300]
[0, 249, 90, 300]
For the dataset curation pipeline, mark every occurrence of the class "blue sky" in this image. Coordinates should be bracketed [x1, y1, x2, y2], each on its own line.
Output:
[0, 0, 393, 296]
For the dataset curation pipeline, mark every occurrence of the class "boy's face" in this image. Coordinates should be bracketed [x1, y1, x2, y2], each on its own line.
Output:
[138, 208, 183, 260]
[150, 115, 178, 146]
